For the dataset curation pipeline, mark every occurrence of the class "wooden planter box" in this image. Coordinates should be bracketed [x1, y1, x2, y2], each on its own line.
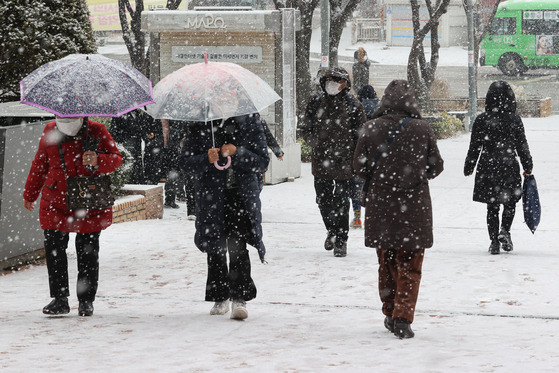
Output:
[431, 97, 552, 117]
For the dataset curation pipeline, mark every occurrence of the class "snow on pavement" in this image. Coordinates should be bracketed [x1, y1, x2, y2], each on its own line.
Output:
[1, 117, 559, 372]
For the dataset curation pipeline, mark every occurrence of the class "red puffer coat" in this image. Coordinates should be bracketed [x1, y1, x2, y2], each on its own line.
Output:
[23, 120, 122, 233]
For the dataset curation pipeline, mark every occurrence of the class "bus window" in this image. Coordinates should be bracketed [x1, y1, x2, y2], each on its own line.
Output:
[523, 10, 559, 34]
[544, 10, 559, 34]
[489, 17, 516, 35]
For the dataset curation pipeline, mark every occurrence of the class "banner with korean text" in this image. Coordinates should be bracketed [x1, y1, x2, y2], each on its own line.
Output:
[87, 0, 186, 31]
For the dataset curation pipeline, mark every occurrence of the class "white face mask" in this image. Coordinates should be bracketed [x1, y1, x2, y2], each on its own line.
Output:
[56, 117, 83, 136]
[325, 81, 342, 96]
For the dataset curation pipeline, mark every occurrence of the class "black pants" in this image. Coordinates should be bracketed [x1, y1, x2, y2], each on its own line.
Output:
[205, 188, 257, 302]
[123, 136, 144, 184]
[350, 176, 364, 211]
[164, 144, 181, 204]
[185, 176, 195, 215]
[487, 202, 516, 241]
[314, 178, 351, 243]
[44, 230, 101, 302]
[144, 138, 164, 185]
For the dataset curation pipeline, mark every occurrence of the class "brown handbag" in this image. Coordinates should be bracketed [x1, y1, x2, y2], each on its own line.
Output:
[64, 175, 114, 210]
[57, 130, 115, 211]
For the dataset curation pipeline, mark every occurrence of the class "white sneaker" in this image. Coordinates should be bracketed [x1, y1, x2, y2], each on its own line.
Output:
[230, 300, 248, 320]
[209, 300, 230, 315]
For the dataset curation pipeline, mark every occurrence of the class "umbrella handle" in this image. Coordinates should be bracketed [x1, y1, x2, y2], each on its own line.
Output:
[214, 156, 231, 170]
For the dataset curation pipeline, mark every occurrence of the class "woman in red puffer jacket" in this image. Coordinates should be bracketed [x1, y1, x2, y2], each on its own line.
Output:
[23, 117, 122, 317]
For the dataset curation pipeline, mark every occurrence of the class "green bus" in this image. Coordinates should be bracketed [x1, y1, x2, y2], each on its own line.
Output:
[480, 0, 559, 75]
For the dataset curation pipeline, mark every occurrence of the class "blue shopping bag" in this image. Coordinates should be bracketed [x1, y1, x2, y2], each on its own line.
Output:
[522, 175, 541, 234]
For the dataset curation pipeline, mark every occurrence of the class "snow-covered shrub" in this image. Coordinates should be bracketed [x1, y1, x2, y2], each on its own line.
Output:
[111, 143, 133, 196]
[430, 112, 465, 139]
[297, 137, 312, 162]
[430, 77, 451, 99]
[509, 83, 531, 115]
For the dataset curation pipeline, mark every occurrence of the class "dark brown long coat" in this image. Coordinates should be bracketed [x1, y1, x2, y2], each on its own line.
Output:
[353, 80, 444, 250]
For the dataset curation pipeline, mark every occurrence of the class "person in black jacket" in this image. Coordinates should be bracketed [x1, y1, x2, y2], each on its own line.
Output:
[109, 110, 145, 184]
[464, 81, 533, 255]
[180, 108, 269, 320]
[350, 84, 380, 229]
[258, 118, 284, 190]
[301, 67, 367, 257]
[110, 109, 164, 185]
[352, 47, 370, 95]
[357, 84, 379, 121]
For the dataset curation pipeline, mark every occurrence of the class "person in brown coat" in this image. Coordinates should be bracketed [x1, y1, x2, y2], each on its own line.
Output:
[301, 67, 367, 257]
[353, 80, 444, 338]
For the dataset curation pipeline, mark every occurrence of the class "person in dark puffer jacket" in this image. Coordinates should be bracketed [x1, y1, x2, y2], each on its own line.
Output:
[464, 81, 533, 255]
[180, 106, 269, 320]
[300, 67, 367, 257]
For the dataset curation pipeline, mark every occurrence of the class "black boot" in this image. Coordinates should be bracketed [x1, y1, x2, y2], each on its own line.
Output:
[498, 230, 513, 252]
[384, 316, 394, 333]
[78, 301, 94, 317]
[324, 233, 335, 251]
[334, 241, 347, 257]
[393, 317, 415, 339]
[164, 201, 180, 209]
[489, 240, 500, 255]
[43, 297, 70, 315]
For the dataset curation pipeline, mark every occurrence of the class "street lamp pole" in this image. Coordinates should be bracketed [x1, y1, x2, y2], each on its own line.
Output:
[466, 0, 477, 131]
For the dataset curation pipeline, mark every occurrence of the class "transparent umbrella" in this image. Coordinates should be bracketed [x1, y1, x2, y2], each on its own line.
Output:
[147, 52, 281, 169]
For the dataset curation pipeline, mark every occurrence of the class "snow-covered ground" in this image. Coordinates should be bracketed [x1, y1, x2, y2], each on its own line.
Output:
[310, 21, 469, 67]
[2, 115, 559, 372]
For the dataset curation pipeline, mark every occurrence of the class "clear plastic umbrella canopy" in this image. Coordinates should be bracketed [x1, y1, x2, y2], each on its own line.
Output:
[147, 58, 281, 122]
[20, 54, 154, 117]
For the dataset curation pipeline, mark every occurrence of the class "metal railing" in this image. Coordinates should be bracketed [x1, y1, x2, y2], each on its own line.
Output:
[352, 18, 383, 44]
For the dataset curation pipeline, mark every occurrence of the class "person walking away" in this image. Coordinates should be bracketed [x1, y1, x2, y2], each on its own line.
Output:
[358, 84, 379, 121]
[161, 119, 184, 209]
[109, 109, 144, 184]
[180, 123, 199, 220]
[352, 47, 370, 95]
[350, 84, 380, 229]
[142, 114, 165, 185]
[258, 118, 284, 190]
[301, 67, 367, 257]
[23, 116, 122, 316]
[180, 107, 269, 320]
[354, 80, 444, 338]
[464, 81, 533, 255]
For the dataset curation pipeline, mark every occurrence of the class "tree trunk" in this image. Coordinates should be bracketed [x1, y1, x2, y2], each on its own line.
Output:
[462, 0, 501, 93]
[166, 0, 182, 10]
[118, 0, 149, 76]
[406, 0, 450, 112]
[328, 0, 361, 67]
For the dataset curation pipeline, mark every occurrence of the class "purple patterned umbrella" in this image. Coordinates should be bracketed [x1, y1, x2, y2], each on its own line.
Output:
[20, 54, 154, 117]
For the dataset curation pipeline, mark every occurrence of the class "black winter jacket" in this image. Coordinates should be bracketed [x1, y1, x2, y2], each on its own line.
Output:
[464, 81, 533, 204]
[180, 114, 269, 261]
[300, 67, 367, 180]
